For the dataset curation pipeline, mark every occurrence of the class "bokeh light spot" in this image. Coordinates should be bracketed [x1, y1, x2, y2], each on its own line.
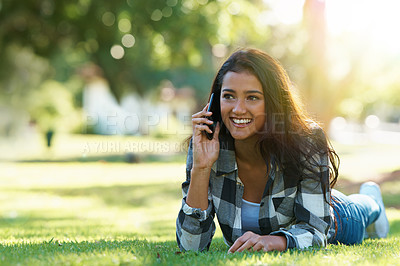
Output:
[182, 0, 199, 11]
[204, 2, 218, 15]
[228, 2, 240, 15]
[331, 116, 347, 131]
[118, 18, 131, 32]
[102, 12, 115, 26]
[162, 7, 173, 17]
[122, 34, 135, 48]
[151, 9, 163, 21]
[153, 34, 165, 45]
[167, 0, 178, 7]
[110, 45, 125, 59]
[212, 44, 227, 58]
[365, 115, 380, 129]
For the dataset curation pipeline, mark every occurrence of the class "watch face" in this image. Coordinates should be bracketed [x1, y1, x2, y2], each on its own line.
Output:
[191, 208, 205, 219]
[193, 209, 201, 218]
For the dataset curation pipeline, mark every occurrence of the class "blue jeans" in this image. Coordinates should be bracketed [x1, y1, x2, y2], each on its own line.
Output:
[329, 189, 380, 245]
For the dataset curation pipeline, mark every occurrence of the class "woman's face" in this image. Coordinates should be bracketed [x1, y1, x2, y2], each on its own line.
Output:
[220, 71, 266, 141]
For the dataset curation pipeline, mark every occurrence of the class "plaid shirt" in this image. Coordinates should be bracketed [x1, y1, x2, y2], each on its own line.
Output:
[176, 127, 331, 251]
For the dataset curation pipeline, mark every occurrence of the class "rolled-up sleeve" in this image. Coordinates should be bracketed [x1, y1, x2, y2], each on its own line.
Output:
[271, 128, 331, 250]
[176, 140, 216, 251]
[270, 175, 331, 249]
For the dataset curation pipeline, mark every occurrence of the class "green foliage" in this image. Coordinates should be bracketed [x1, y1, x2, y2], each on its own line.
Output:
[335, 63, 400, 121]
[28, 80, 83, 133]
[0, 45, 50, 107]
[0, 44, 84, 135]
[0, 0, 284, 100]
[1, 0, 399, 134]
[0, 0, 286, 137]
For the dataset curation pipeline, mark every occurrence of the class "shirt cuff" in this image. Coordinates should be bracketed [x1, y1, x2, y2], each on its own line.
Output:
[270, 229, 296, 250]
[182, 198, 210, 222]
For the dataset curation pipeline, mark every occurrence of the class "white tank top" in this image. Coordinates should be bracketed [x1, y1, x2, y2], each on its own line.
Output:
[241, 198, 262, 234]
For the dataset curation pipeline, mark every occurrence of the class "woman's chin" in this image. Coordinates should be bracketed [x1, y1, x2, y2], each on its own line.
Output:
[229, 130, 256, 141]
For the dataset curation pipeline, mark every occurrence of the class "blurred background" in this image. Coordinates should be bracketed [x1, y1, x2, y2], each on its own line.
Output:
[1, 0, 400, 157]
[1, 0, 400, 247]
[1, 0, 400, 148]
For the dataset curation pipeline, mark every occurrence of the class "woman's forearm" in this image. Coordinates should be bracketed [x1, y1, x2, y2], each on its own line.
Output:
[186, 167, 211, 211]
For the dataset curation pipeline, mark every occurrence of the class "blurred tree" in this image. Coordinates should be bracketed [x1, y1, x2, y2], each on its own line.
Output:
[5, 0, 396, 133]
[299, 0, 400, 126]
[296, 0, 359, 127]
[28, 80, 82, 134]
[0, 0, 275, 102]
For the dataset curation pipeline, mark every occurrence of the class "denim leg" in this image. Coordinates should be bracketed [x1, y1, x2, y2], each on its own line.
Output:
[330, 189, 380, 245]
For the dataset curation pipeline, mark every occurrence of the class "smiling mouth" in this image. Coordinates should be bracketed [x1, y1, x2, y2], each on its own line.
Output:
[231, 118, 252, 126]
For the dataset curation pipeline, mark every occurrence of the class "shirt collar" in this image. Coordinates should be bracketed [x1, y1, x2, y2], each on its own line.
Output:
[214, 134, 237, 175]
[214, 134, 277, 178]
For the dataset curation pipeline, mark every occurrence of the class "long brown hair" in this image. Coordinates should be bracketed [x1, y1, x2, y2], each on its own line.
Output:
[207, 48, 339, 197]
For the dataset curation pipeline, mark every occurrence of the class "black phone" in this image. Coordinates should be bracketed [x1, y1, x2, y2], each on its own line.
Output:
[204, 93, 217, 140]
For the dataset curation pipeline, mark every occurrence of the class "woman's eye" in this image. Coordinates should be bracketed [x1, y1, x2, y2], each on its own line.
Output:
[248, 95, 259, 101]
[223, 94, 234, 100]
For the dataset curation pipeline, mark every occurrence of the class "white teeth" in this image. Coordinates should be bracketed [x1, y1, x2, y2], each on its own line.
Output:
[232, 118, 251, 124]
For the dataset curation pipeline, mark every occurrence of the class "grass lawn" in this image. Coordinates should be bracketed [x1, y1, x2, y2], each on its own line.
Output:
[1, 134, 400, 265]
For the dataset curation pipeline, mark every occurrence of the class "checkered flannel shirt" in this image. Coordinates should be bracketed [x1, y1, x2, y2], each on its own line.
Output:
[176, 127, 332, 252]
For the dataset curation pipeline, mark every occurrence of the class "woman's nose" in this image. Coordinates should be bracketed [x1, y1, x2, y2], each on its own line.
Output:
[233, 100, 246, 115]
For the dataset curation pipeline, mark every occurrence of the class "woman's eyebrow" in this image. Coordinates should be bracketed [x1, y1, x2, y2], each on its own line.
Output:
[221, 88, 263, 95]
[247, 90, 263, 95]
[221, 88, 235, 93]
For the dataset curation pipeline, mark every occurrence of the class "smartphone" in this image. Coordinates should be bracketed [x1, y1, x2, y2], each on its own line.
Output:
[204, 93, 217, 140]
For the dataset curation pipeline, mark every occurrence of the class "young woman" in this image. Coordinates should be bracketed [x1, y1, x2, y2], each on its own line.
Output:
[176, 48, 389, 252]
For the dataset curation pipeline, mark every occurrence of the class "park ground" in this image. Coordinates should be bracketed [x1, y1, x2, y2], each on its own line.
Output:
[0, 134, 400, 265]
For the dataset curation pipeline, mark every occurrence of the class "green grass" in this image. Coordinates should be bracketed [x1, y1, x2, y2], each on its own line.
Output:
[1, 161, 400, 265]
[2, 238, 400, 265]
[1, 135, 400, 265]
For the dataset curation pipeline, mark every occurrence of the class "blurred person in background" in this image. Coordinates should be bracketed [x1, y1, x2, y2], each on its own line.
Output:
[176, 48, 389, 252]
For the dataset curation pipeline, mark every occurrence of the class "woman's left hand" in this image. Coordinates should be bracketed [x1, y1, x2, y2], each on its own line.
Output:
[228, 231, 287, 253]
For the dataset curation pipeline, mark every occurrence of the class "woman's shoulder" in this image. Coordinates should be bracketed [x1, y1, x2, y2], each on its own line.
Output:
[295, 120, 329, 157]
[305, 119, 324, 133]
[303, 120, 327, 142]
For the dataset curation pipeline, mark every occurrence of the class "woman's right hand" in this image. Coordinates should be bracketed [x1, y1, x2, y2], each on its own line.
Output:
[191, 104, 220, 170]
